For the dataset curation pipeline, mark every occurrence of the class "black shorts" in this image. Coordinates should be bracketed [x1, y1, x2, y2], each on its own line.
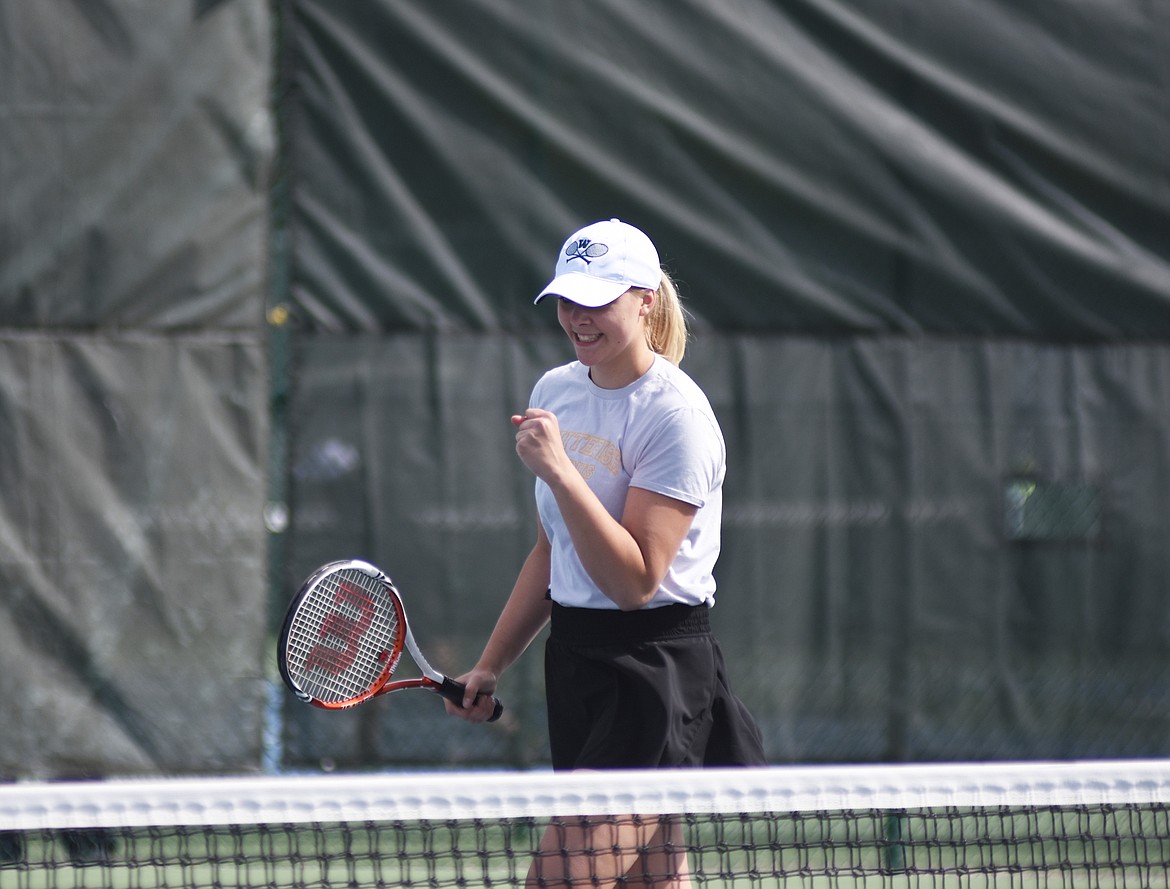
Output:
[544, 602, 766, 770]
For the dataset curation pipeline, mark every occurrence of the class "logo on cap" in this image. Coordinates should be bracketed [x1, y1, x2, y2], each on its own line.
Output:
[565, 239, 609, 265]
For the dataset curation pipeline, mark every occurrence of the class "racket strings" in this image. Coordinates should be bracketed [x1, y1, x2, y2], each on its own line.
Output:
[285, 570, 402, 705]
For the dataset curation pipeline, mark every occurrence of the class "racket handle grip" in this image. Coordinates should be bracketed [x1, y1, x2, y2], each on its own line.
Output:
[439, 677, 504, 723]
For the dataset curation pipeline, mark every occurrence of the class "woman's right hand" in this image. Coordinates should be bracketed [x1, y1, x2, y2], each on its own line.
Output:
[443, 668, 501, 723]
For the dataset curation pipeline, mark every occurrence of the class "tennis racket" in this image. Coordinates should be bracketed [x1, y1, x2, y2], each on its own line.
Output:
[277, 559, 503, 720]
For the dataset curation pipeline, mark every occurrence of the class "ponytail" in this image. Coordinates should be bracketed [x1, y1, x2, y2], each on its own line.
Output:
[644, 269, 690, 365]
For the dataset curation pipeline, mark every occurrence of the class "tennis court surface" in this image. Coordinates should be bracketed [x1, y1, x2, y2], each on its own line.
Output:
[2, 760, 1168, 887]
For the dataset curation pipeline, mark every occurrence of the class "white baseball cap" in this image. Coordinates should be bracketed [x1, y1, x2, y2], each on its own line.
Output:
[534, 219, 662, 307]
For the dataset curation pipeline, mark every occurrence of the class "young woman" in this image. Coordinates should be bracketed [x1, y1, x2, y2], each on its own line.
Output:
[446, 219, 765, 887]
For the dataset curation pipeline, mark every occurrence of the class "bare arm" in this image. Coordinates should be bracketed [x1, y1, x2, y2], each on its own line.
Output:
[513, 409, 697, 610]
[445, 522, 552, 722]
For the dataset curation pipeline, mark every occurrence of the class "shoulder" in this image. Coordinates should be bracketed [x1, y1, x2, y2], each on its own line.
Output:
[638, 359, 720, 426]
[631, 359, 724, 455]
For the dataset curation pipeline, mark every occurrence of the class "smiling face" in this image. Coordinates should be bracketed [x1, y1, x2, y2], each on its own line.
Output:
[556, 288, 655, 389]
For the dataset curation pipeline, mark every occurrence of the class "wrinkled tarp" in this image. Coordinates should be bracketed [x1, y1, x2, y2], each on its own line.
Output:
[280, 333, 1170, 767]
[0, 0, 272, 777]
[0, 0, 272, 329]
[276, 0, 1170, 768]
[0, 333, 269, 777]
[284, 0, 1170, 337]
[4, 0, 1170, 777]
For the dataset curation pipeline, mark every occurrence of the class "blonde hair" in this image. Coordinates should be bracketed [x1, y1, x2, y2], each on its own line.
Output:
[643, 269, 690, 365]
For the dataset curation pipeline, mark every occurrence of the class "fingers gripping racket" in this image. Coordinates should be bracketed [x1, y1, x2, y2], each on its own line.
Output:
[278, 559, 502, 721]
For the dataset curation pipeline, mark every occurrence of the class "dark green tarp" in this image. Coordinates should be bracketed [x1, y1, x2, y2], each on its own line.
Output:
[2, 0, 1168, 776]
[283, 0, 1170, 337]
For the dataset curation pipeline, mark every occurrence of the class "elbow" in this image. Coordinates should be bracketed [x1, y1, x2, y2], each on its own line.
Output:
[620, 588, 659, 611]
[601, 576, 661, 611]
[589, 547, 670, 610]
[618, 598, 655, 612]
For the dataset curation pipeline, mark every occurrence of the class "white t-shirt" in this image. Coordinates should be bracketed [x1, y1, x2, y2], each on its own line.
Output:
[530, 355, 725, 610]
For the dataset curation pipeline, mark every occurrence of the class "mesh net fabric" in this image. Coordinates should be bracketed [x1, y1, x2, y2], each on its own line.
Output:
[3, 762, 1170, 887]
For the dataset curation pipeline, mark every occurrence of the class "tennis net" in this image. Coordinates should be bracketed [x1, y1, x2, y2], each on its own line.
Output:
[2, 760, 1169, 888]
